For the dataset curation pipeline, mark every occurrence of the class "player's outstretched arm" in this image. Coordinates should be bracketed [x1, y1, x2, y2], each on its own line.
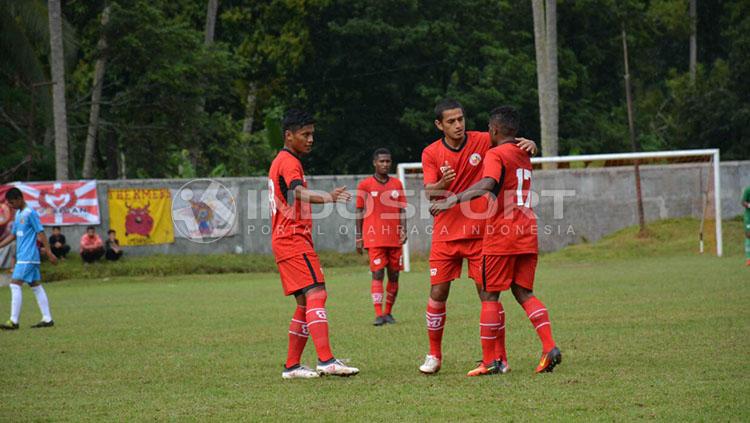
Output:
[429, 177, 497, 216]
[37, 232, 57, 265]
[0, 233, 16, 250]
[294, 185, 352, 204]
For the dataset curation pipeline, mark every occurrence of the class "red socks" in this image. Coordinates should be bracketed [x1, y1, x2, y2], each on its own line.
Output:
[385, 281, 398, 315]
[496, 302, 507, 362]
[426, 298, 446, 359]
[371, 279, 384, 316]
[305, 289, 334, 362]
[522, 296, 556, 353]
[480, 301, 500, 365]
[285, 305, 308, 368]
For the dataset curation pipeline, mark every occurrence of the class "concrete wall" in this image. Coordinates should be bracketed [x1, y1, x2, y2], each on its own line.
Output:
[38, 161, 750, 256]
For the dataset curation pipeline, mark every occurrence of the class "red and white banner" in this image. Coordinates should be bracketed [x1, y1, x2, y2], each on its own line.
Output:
[14, 180, 101, 226]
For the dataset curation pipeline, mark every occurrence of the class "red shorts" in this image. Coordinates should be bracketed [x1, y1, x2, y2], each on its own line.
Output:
[367, 247, 403, 272]
[481, 254, 538, 292]
[429, 239, 483, 285]
[277, 252, 326, 296]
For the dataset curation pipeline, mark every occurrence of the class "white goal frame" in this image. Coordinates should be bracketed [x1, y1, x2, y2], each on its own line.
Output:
[397, 148, 722, 272]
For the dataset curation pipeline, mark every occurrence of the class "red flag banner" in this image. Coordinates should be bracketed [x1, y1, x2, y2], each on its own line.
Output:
[13, 181, 101, 226]
[0, 185, 14, 234]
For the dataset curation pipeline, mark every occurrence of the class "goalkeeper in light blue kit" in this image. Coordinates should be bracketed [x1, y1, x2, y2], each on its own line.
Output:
[743, 185, 750, 266]
[0, 187, 57, 330]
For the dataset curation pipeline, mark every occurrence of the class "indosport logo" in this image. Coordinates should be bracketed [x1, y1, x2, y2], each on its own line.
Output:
[172, 179, 237, 244]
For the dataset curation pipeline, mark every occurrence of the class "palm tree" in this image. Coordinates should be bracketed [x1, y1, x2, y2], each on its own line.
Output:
[531, 0, 559, 167]
[0, 1, 75, 178]
[48, 0, 69, 180]
[82, 5, 110, 179]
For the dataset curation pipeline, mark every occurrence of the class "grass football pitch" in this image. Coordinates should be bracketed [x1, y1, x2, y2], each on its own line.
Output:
[1, 222, 749, 421]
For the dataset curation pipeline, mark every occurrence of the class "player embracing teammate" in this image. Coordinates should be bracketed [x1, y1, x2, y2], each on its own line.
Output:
[418, 99, 537, 374]
[269, 109, 359, 379]
[432, 106, 562, 375]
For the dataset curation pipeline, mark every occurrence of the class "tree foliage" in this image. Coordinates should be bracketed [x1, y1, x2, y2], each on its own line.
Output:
[1, 0, 747, 180]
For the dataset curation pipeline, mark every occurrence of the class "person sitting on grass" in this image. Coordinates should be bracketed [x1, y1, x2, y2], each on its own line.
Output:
[80, 226, 104, 263]
[49, 226, 71, 260]
[105, 229, 123, 261]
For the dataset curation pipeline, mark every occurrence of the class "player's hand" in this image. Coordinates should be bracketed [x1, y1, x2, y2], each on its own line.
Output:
[516, 137, 538, 156]
[355, 238, 363, 255]
[330, 186, 351, 203]
[439, 161, 456, 187]
[430, 195, 457, 216]
[399, 230, 407, 245]
[47, 252, 58, 265]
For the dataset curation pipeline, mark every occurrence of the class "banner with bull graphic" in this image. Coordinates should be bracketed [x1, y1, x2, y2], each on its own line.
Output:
[14, 180, 101, 226]
[108, 188, 174, 246]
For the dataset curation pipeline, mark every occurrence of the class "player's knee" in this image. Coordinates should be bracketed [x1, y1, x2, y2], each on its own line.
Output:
[387, 269, 399, 282]
[372, 269, 385, 281]
[430, 283, 450, 302]
[479, 290, 499, 302]
[511, 283, 532, 303]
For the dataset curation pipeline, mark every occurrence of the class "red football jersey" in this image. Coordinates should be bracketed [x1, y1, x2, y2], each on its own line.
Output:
[422, 131, 490, 241]
[268, 149, 314, 262]
[481, 142, 538, 255]
[356, 175, 406, 248]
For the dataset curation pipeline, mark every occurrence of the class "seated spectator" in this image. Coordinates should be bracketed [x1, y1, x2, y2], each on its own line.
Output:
[105, 229, 123, 261]
[80, 226, 104, 263]
[49, 226, 71, 259]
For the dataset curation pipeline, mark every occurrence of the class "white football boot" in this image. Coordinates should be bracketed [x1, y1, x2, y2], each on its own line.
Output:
[419, 354, 442, 374]
[282, 365, 320, 379]
[316, 359, 360, 376]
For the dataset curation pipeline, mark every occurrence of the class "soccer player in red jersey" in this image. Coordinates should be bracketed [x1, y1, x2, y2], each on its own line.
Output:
[269, 109, 360, 379]
[355, 148, 407, 326]
[432, 106, 561, 375]
[419, 99, 537, 374]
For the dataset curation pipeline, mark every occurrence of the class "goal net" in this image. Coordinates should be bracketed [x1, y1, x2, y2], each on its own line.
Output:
[397, 149, 722, 272]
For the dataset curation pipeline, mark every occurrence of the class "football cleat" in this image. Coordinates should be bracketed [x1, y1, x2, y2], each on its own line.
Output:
[373, 315, 386, 326]
[535, 346, 562, 373]
[316, 359, 359, 377]
[383, 314, 396, 324]
[419, 354, 441, 374]
[467, 359, 508, 377]
[0, 320, 19, 330]
[499, 357, 511, 374]
[282, 364, 320, 379]
[30, 320, 54, 329]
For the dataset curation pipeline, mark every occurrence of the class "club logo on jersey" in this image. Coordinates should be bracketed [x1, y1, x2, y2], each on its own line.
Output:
[390, 190, 399, 199]
[430, 268, 438, 276]
[371, 191, 379, 197]
[373, 258, 382, 265]
[469, 153, 482, 166]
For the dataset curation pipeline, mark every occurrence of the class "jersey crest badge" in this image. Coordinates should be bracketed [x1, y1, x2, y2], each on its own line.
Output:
[469, 153, 482, 166]
[390, 190, 399, 199]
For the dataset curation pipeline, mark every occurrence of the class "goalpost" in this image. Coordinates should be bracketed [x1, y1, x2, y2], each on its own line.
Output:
[397, 148, 722, 272]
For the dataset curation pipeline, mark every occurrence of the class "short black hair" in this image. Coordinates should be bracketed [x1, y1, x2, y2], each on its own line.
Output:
[434, 98, 464, 121]
[489, 106, 520, 136]
[372, 148, 391, 160]
[86, 226, 95, 231]
[5, 187, 22, 201]
[108, 229, 116, 235]
[52, 226, 61, 231]
[282, 109, 316, 133]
